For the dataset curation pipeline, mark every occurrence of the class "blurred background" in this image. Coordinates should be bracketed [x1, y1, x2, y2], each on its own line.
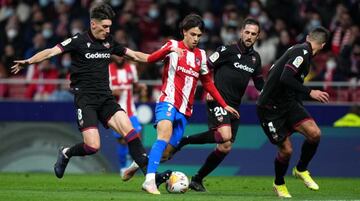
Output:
[0, 0, 359, 177]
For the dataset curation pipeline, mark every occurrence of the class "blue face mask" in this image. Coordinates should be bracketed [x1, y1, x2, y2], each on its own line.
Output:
[204, 19, 214, 29]
[62, 59, 71, 68]
[148, 9, 159, 19]
[250, 7, 260, 16]
[310, 19, 321, 27]
[42, 29, 53, 39]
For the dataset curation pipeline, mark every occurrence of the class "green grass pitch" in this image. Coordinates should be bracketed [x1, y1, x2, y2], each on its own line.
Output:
[0, 173, 359, 200]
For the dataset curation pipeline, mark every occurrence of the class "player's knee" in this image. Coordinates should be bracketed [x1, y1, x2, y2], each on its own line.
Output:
[280, 146, 293, 158]
[217, 142, 232, 153]
[84, 143, 99, 155]
[307, 127, 321, 143]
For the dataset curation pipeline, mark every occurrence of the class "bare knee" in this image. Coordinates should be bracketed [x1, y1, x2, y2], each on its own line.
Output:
[306, 127, 321, 143]
[217, 141, 232, 154]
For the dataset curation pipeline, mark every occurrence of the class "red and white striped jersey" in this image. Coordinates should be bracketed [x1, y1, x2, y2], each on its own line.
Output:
[109, 62, 138, 116]
[158, 40, 210, 117]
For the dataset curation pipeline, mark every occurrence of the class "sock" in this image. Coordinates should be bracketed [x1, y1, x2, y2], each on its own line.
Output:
[147, 140, 167, 174]
[184, 130, 224, 145]
[125, 129, 148, 175]
[65, 143, 98, 157]
[116, 143, 129, 169]
[296, 140, 320, 172]
[274, 153, 290, 185]
[195, 148, 228, 180]
[145, 173, 156, 182]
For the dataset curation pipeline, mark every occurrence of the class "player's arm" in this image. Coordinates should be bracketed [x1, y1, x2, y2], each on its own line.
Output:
[280, 55, 329, 103]
[11, 46, 62, 74]
[200, 73, 240, 119]
[124, 41, 182, 63]
[252, 54, 264, 91]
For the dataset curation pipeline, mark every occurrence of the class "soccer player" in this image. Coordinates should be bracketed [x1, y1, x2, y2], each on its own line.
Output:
[10, 3, 176, 182]
[109, 55, 146, 175]
[256, 27, 330, 198]
[176, 18, 264, 192]
[141, 14, 240, 194]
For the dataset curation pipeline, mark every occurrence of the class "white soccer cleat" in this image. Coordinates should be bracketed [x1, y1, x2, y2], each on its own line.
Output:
[121, 161, 139, 181]
[142, 179, 161, 195]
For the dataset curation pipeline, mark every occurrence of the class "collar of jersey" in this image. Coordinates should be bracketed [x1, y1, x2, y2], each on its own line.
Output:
[304, 42, 313, 56]
[87, 29, 106, 42]
[179, 41, 196, 52]
[236, 40, 254, 54]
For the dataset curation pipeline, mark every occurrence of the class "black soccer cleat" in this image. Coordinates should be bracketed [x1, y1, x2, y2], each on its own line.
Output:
[54, 147, 70, 179]
[189, 176, 207, 192]
[155, 170, 172, 188]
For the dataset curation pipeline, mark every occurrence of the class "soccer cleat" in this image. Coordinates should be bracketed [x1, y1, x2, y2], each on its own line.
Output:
[273, 183, 292, 198]
[155, 170, 172, 188]
[142, 179, 161, 195]
[292, 167, 319, 190]
[54, 147, 70, 179]
[121, 161, 139, 181]
[189, 176, 206, 192]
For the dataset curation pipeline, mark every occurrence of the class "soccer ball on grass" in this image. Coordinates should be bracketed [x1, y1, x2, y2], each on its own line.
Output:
[165, 171, 189, 193]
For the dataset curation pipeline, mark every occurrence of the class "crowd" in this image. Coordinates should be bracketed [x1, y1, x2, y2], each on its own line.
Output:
[0, 0, 359, 101]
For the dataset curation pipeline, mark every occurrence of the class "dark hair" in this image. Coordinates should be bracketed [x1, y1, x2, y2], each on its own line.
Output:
[179, 14, 204, 33]
[308, 26, 330, 44]
[241, 18, 260, 33]
[90, 3, 115, 20]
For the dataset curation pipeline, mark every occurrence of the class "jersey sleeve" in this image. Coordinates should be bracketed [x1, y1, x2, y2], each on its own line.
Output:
[280, 48, 311, 95]
[207, 45, 228, 69]
[252, 54, 264, 91]
[200, 49, 210, 75]
[56, 34, 80, 53]
[129, 63, 139, 83]
[109, 63, 120, 90]
[112, 40, 126, 56]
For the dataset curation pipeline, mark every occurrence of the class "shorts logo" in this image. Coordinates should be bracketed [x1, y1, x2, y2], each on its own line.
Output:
[166, 112, 171, 117]
[217, 116, 223, 122]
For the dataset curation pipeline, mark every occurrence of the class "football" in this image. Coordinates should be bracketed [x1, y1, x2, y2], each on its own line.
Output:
[165, 171, 189, 193]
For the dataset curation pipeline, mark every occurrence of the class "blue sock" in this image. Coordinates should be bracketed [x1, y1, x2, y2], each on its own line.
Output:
[117, 143, 129, 169]
[147, 140, 167, 174]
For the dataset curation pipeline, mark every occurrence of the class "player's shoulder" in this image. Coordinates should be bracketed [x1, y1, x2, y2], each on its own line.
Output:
[288, 43, 310, 56]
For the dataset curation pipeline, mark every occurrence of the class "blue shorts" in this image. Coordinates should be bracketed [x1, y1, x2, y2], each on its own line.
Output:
[112, 115, 142, 139]
[154, 102, 188, 147]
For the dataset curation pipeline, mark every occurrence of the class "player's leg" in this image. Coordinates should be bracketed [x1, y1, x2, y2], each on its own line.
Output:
[143, 102, 176, 194]
[292, 119, 321, 190]
[273, 137, 293, 198]
[107, 110, 148, 175]
[190, 140, 232, 192]
[178, 101, 230, 149]
[54, 95, 100, 179]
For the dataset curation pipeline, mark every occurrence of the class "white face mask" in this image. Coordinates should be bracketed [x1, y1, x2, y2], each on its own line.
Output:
[7, 29, 18, 39]
[42, 29, 53, 39]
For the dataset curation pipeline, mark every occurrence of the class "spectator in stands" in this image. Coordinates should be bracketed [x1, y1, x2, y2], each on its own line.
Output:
[334, 105, 360, 127]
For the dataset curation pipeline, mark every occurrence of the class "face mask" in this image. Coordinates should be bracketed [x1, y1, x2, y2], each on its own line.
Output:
[258, 15, 268, 24]
[42, 29, 53, 39]
[310, 19, 321, 27]
[71, 28, 81, 36]
[62, 59, 71, 68]
[39, 0, 49, 7]
[250, 7, 260, 16]
[148, 9, 159, 19]
[223, 33, 236, 43]
[326, 58, 336, 70]
[7, 29, 18, 39]
[111, 0, 122, 7]
[204, 19, 214, 29]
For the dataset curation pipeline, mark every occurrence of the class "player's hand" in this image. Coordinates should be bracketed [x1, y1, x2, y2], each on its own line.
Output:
[224, 105, 240, 119]
[170, 46, 184, 57]
[310, 90, 329, 103]
[11, 59, 30, 74]
[206, 93, 214, 101]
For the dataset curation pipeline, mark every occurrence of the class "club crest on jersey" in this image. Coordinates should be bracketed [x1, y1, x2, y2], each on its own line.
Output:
[252, 56, 256, 64]
[103, 42, 110, 48]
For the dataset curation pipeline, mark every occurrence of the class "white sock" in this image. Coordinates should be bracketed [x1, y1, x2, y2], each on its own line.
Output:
[145, 173, 156, 182]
